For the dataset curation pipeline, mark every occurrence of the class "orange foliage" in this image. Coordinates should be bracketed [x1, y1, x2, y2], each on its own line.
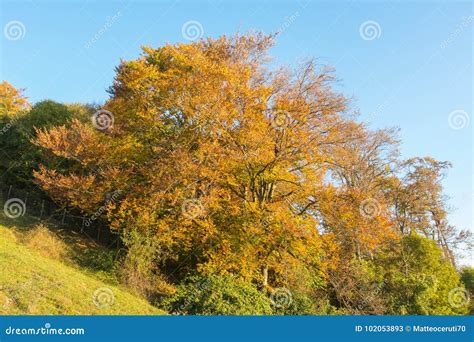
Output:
[33, 33, 408, 288]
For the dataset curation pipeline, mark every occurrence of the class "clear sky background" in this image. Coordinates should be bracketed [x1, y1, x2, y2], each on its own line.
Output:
[1, 0, 472, 263]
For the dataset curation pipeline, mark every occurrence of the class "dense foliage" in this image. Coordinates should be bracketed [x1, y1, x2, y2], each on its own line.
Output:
[0, 95, 95, 191]
[460, 267, 474, 314]
[0, 34, 470, 315]
[163, 274, 272, 315]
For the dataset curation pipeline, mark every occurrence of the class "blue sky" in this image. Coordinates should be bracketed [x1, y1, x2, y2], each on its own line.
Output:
[1, 0, 472, 261]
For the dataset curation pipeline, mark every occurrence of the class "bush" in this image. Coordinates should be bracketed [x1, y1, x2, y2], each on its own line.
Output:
[163, 274, 272, 315]
[460, 267, 474, 291]
[0, 100, 78, 190]
[272, 289, 326, 315]
[325, 259, 388, 314]
[384, 234, 468, 315]
[119, 230, 174, 297]
[460, 267, 474, 314]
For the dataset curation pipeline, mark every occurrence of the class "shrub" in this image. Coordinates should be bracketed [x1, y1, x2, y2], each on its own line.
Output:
[0, 100, 77, 190]
[325, 259, 388, 314]
[272, 289, 324, 315]
[163, 274, 272, 315]
[119, 230, 174, 297]
[384, 234, 468, 315]
[460, 267, 474, 291]
[460, 267, 474, 314]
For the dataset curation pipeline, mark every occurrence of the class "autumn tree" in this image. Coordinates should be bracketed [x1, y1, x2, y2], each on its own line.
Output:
[33, 33, 354, 291]
[0, 82, 31, 188]
[0, 81, 30, 116]
[0, 100, 91, 191]
[31, 33, 467, 315]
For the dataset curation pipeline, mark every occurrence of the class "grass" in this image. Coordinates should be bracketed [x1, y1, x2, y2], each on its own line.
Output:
[0, 206, 166, 315]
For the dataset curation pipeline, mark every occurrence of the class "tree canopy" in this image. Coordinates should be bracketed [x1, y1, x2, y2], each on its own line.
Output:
[1, 33, 469, 315]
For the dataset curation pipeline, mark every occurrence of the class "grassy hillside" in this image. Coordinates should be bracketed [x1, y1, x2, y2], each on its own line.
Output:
[0, 211, 165, 315]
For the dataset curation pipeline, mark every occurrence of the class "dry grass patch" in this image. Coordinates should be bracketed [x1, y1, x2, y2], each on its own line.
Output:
[21, 223, 69, 260]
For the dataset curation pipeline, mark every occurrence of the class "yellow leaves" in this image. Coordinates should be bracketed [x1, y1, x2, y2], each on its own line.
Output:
[0, 81, 30, 116]
[317, 185, 397, 266]
[33, 119, 108, 165]
[29, 32, 422, 290]
[33, 166, 98, 210]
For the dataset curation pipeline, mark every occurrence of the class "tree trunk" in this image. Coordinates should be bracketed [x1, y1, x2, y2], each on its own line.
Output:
[262, 265, 268, 287]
